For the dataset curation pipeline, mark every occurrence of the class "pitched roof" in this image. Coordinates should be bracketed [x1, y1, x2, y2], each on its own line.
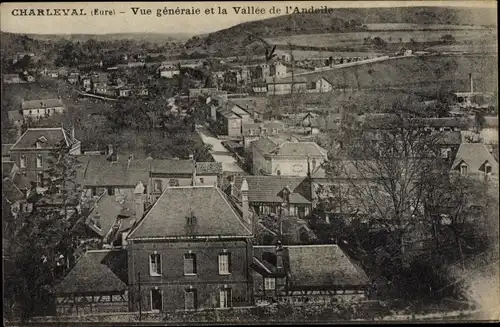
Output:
[21, 98, 64, 110]
[128, 186, 252, 239]
[252, 137, 286, 154]
[54, 250, 127, 294]
[79, 156, 220, 186]
[1, 144, 13, 157]
[2, 161, 16, 178]
[11, 128, 79, 150]
[452, 143, 499, 174]
[84, 194, 124, 238]
[229, 176, 310, 204]
[253, 245, 369, 288]
[274, 142, 328, 157]
[484, 116, 498, 128]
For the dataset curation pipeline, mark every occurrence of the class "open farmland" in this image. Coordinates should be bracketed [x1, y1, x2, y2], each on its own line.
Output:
[265, 28, 497, 48]
[273, 49, 385, 60]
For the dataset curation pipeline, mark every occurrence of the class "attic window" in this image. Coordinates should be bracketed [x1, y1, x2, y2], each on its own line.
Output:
[186, 212, 197, 226]
[460, 164, 468, 176]
[91, 214, 102, 230]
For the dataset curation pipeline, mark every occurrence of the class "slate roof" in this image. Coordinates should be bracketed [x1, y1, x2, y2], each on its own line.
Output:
[435, 131, 462, 145]
[11, 128, 79, 150]
[451, 143, 499, 174]
[275, 142, 328, 157]
[1, 144, 13, 158]
[127, 186, 252, 239]
[21, 98, 64, 110]
[228, 176, 310, 204]
[54, 250, 128, 294]
[78, 156, 220, 186]
[84, 194, 124, 238]
[252, 137, 285, 155]
[252, 245, 369, 288]
[2, 161, 16, 178]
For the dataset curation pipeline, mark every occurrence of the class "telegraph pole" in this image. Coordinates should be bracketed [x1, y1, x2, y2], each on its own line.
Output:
[137, 271, 142, 321]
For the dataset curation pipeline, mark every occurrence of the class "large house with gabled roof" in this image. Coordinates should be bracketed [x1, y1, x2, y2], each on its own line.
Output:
[251, 137, 328, 177]
[21, 98, 65, 121]
[451, 143, 499, 182]
[126, 185, 254, 312]
[9, 127, 81, 184]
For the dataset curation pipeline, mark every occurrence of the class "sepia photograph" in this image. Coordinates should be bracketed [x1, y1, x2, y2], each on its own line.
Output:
[1, 1, 498, 325]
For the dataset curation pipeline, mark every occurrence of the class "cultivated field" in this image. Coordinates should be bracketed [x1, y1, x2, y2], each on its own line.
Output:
[266, 28, 497, 48]
[273, 49, 385, 60]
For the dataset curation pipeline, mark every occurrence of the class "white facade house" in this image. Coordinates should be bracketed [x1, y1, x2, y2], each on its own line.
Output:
[21, 98, 65, 121]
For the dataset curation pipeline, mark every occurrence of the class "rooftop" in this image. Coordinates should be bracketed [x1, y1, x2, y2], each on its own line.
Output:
[54, 250, 128, 295]
[127, 186, 252, 239]
[227, 176, 310, 204]
[10, 128, 79, 151]
[452, 143, 499, 174]
[21, 98, 64, 110]
[252, 244, 369, 288]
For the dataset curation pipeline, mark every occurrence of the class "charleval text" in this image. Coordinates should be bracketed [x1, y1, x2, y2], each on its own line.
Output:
[11, 8, 87, 16]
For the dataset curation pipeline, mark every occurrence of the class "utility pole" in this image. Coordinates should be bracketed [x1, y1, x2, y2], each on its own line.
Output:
[137, 271, 142, 321]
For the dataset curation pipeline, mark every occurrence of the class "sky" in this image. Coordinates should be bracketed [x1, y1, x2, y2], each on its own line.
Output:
[0, 1, 496, 36]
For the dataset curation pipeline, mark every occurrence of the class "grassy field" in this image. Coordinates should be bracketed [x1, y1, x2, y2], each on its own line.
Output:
[274, 49, 384, 60]
[364, 23, 490, 31]
[266, 28, 497, 48]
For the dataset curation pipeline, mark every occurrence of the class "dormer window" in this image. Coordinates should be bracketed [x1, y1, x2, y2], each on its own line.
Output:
[460, 164, 468, 176]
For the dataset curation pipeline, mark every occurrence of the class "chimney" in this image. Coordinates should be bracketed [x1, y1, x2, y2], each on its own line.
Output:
[240, 178, 250, 224]
[127, 155, 133, 170]
[469, 73, 474, 93]
[133, 182, 145, 221]
[229, 176, 236, 197]
[192, 161, 197, 186]
[276, 240, 284, 271]
[71, 126, 75, 139]
[107, 144, 114, 155]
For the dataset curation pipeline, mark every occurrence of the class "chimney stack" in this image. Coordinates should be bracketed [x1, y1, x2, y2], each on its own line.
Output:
[276, 240, 284, 271]
[240, 178, 250, 224]
[71, 126, 75, 139]
[127, 155, 133, 170]
[133, 182, 145, 222]
[192, 161, 197, 186]
[469, 73, 474, 93]
[229, 176, 236, 197]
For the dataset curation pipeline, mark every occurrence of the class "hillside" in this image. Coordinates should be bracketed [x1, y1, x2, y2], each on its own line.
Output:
[25, 32, 192, 44]
[271, 54, 498, 94]
[184, 6, 496, 56]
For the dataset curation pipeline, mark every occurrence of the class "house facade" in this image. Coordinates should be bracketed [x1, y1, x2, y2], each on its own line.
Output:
[21, 98, 65, 121]
[252, 138, 328, 177]
[242, 121, 286, 150]
[126, 186, 254, 312]
[9, 127, 81, 184]
[451, 143, 499, 183]
[225, 176, 312, 218]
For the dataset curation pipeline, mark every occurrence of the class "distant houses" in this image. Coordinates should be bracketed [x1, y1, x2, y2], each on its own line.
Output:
[20, 98, 66, 121]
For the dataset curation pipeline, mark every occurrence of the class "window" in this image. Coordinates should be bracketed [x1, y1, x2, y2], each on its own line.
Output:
[91, 215, 102, 230]
[20, 155, 26, 168]
[264, 278, 276, 290]
[272, 128, 278, 134]
[169, 178, 179, 187]
[199, 177, 204, 184]
[36, 155, 42, 168]
[37, 173, 44, 186]
[261, 128, 268, 134]
[312, 159, 317, 171]
[107, 186, 115, 195]
[154, 180, 162, 193]
[184, 289, 197, 310]
[218, 253, 231, 274]
[151, 289, 162, 311]
[184, 253, 197, 275]
[91, 187, 97, 196]
[149, 253, 162, 276]
[460, 164, 468, 176]
[219, 288, 232, 308]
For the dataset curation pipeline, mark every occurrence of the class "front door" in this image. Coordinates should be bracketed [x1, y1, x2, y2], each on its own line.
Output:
[219, 288, 232, 308]
[151, 289, 162, 311]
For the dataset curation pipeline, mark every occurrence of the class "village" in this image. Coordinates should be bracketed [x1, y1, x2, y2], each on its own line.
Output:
[1, 5, 499, 324]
